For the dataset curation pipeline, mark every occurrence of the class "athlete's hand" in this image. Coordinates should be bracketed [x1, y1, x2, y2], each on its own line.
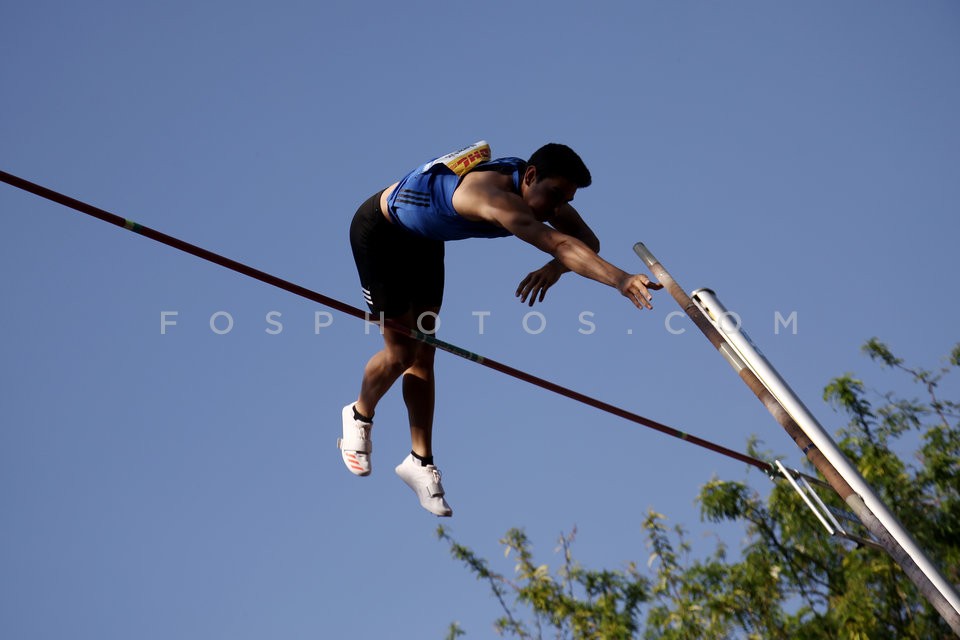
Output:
[618, 273, 663, 310]
[516, 261, 565, 306]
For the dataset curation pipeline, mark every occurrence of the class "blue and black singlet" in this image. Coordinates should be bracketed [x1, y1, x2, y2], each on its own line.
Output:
[385, 157, 525, 241]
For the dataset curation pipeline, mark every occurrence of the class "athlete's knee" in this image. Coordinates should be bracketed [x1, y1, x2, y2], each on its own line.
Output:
[412, 342, 437, 368]
[384, 341, 419, 372]
[402, 351, 435, 379]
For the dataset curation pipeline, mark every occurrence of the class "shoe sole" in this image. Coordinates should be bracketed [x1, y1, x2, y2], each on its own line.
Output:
[395, 462, 452, 517]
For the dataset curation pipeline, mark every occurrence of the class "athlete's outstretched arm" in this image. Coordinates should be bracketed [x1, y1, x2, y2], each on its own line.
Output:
[549, 204, 600, 253]
[475, 192, 661, 309]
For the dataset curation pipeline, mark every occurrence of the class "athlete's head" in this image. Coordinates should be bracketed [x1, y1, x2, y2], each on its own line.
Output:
[522, 143, 591, 221]
[527, 143, 592, 188]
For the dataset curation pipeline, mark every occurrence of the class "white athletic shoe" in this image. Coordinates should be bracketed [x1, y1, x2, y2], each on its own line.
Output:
[395, 454, 453, 517]
[337, 404, 372, 476]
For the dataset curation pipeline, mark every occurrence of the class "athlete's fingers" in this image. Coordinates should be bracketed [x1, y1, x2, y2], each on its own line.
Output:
[516, 276, 548, 306]
[640, 274, 664, 290]
[516, 274, 533, 297]
[527, 283, 548, 306]
[633, 282, 653, 309]
[517, 277, 538, 304]
[524, 281, 543, 306]
[618, 274, 656, 310]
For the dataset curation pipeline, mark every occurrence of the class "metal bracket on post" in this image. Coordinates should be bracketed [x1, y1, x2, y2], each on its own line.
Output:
[774, 460, 883, 551]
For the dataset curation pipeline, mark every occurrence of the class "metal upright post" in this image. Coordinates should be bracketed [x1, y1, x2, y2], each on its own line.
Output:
[633, 242, 960, 635]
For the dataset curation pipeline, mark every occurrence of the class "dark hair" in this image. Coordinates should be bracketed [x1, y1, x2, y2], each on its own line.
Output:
[527, 143, 592, 188]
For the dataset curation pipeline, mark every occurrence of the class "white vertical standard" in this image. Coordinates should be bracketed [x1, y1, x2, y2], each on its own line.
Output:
[690, 287, 960, 619]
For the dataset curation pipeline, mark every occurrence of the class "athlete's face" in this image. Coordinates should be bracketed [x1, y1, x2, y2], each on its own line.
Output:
[522, 167, 577, 221]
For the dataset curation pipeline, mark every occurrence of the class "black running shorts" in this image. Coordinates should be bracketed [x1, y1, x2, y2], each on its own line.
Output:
[349, 190, 445, 318]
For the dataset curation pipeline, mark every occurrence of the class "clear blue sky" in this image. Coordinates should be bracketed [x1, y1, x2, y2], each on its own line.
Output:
[2, 1, 958, 638]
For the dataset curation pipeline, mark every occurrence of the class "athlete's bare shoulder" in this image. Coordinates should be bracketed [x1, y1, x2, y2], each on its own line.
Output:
[452, 170, 524, 222]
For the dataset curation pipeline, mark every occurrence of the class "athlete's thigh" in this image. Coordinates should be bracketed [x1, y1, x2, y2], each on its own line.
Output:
[407, 238, 445, 311]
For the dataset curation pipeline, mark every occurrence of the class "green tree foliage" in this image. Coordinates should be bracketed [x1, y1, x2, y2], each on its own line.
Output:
[439, 340, 959, 639]
[437, 526, 648, 639]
